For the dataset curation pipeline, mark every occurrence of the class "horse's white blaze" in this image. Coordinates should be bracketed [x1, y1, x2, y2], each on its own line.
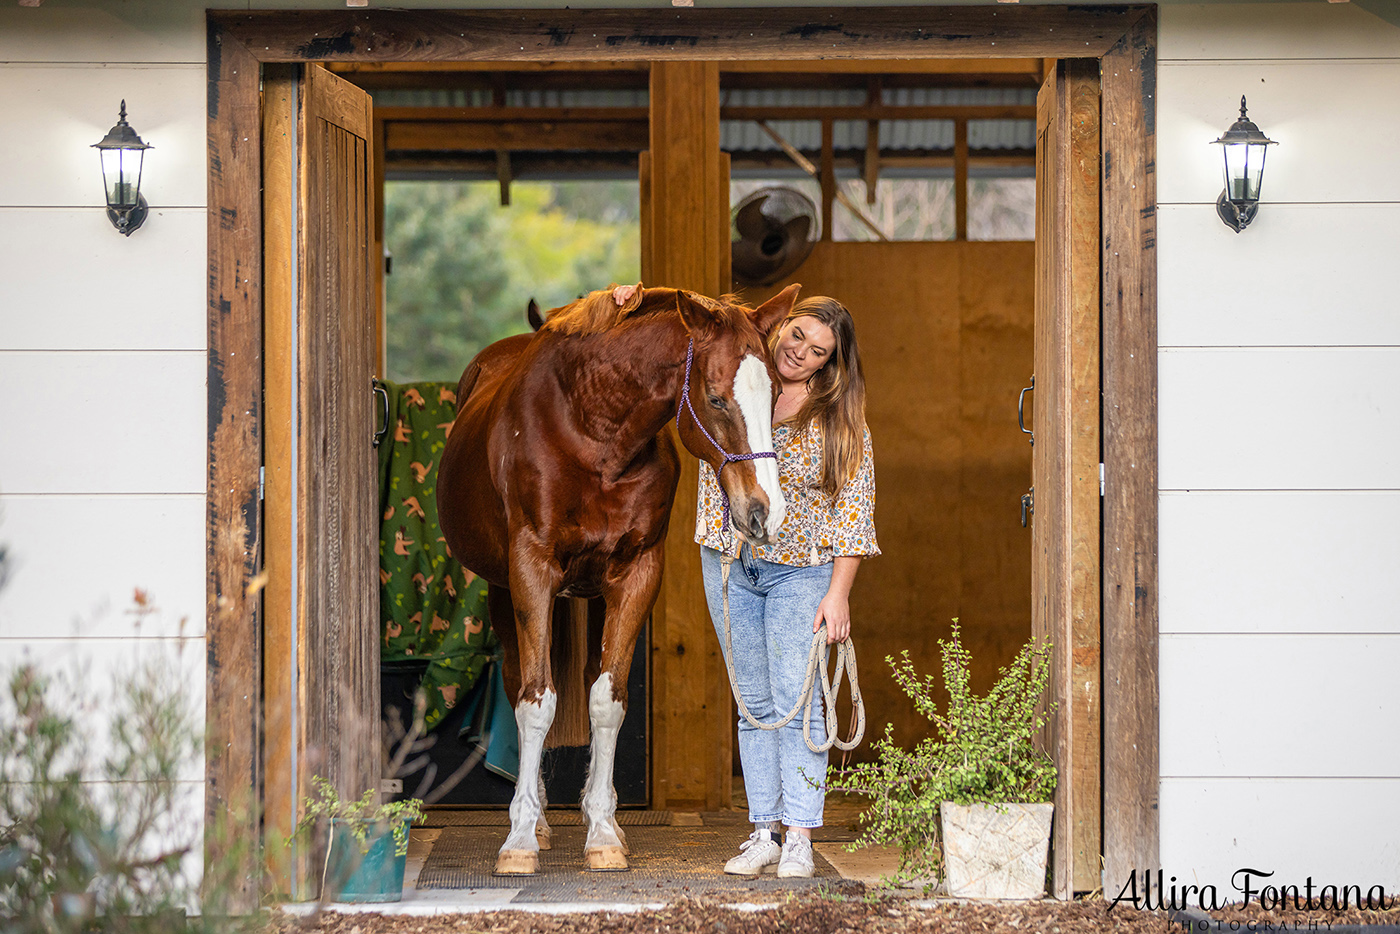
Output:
[581, 673, 627, 852]
[733, 354, 786, 537]
[502, 689, 556, 854]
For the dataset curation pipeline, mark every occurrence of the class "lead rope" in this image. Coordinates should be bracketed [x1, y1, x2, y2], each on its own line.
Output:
[676, 336, 865, 754]
[718, 555, 865, 753]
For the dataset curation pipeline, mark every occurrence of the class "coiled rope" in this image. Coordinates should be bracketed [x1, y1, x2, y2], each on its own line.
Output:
[718, 554, 866, 754]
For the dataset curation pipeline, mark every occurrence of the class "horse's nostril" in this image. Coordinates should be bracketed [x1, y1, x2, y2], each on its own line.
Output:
[749, 505, 768, 541]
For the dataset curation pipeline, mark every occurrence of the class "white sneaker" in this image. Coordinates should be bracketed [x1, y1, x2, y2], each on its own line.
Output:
[723, 828, 781, 876]
[776, 832, 814, 878]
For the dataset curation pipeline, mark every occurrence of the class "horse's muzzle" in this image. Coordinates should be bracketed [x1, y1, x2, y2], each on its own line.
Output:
[743, 502, 770, 545]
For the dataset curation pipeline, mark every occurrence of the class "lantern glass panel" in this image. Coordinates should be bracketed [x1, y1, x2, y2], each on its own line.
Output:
[1222, 140, 1268, 203]
[100, 147, 143, 209]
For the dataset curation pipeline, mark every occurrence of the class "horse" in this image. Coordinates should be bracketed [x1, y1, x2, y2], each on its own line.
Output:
[437, 282, 801, 874]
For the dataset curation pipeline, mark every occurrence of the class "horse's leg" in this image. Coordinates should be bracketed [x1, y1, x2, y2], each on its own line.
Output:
[535, 771, 552, 850]
[496, 557, 559, 876]
[581, 547, 662, 871]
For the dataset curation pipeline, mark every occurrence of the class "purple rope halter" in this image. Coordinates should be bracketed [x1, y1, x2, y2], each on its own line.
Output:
[676, 338, 777, 541]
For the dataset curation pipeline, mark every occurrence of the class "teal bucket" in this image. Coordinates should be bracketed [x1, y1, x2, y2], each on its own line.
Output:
[322, 818, 409, 903]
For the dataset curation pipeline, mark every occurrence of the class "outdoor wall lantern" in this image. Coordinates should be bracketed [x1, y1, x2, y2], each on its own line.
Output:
[1211, 96, 1277, 233]
[92, 100, 152, 236]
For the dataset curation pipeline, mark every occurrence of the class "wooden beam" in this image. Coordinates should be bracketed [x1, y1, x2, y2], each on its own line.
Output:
[259, 61, 298, 900]
[205, 19, 263, 912]
[820, 119, 835, 241]
[376, 105, 649, 122]
[215, 8, 1149, 63]
[496, 150, 512, 206]
[384, 120, 648, 152]
[376, 104, 1034, 123]
[721, 105, 1036, 120]
[646, 61, 729, 812]
[720, 57, 1045, 75]
[1101, 9, 1160, 899]
[954, 119, 969, 240]
[864, 77, 882, 205]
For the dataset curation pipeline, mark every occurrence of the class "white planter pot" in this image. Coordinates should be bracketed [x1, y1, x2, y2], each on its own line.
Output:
[940, 801, 1053, 899]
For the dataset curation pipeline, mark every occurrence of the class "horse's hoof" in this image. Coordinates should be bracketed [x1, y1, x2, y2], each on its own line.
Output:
[536, 826, 553, 850]
[585, 846, 629, 872]
[495, 850, 539, 875]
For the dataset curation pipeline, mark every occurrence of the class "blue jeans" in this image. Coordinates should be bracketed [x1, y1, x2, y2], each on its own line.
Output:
[701, 545, 831, 828]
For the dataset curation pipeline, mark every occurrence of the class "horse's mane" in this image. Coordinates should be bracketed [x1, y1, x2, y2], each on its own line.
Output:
[541, 285, 751, 337]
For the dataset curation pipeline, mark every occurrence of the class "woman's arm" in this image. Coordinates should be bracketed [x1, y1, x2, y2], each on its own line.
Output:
[813, 555, 861, 643]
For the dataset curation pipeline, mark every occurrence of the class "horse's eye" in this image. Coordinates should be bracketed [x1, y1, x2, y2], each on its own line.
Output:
[708, 395, 726, 411]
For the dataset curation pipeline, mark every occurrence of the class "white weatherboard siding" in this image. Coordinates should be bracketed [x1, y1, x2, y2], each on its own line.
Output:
[0, 12, 208, 899]
[1157, 4, 1400, 895]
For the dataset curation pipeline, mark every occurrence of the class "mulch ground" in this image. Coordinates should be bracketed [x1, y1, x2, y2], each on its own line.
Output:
[268, 893, 1175, 934]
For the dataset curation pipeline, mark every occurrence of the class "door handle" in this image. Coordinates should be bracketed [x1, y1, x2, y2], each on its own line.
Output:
[1021, 487, 1034, 527]
[372, 379, 389, 447]
[1018, 376, 1034, 446]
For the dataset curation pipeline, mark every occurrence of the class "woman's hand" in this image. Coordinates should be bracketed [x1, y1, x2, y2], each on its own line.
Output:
[813, 592, 851, 644]
[814, 556, 861, 644]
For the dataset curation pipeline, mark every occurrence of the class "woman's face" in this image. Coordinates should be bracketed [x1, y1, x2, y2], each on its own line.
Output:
[773, 315, 837, 385]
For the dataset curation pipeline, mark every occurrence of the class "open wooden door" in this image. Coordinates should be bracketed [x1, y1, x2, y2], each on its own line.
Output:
[262, 62, 379, 894]
[1032, 59, 1102, 899]
[298, 62, 381, 809]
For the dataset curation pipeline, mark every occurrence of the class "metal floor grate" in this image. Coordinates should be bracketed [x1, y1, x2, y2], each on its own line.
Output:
[415, 817, 856, 903]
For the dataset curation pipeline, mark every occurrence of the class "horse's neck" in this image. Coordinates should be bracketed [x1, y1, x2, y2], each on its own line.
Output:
[556, 312, 688, 464]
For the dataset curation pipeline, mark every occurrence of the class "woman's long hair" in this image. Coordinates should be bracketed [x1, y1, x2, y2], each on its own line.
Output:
[767, 296, 868, 499]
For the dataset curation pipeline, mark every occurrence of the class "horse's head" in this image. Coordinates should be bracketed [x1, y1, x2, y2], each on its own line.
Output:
[675, 285, 801, 546]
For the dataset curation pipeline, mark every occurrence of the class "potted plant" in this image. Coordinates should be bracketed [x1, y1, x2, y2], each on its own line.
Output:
[828, 621, 1056, 899]
[295, 776, 424, 904]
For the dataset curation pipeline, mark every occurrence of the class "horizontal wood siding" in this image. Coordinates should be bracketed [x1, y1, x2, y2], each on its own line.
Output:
[1155, 3, 1400, 894]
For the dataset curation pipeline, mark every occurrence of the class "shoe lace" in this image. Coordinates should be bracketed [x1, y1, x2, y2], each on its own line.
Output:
[739, 830, 772, 852]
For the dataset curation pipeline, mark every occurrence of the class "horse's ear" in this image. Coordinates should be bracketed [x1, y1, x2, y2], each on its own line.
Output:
[675, 289, 720, 335]
[752, 283, 801, 337]
[527, 298, 543, 331]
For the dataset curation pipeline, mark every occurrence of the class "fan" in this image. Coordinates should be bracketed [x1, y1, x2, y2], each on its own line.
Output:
[730, 187, 819, 287]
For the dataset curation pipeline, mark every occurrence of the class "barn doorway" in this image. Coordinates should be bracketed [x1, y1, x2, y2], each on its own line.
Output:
[208, 8, 1158, 909]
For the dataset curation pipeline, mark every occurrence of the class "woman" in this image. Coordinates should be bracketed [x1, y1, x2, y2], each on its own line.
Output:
[696, 295, 879, 879]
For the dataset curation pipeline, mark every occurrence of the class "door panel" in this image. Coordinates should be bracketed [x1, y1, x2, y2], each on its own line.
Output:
[299, 63, 380, 806]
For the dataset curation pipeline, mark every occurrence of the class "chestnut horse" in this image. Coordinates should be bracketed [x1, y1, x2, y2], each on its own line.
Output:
[438, 283, 800, 874]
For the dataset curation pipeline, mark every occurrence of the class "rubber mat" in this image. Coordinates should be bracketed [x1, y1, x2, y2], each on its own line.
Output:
[415, 816, 859, 902]
[422, 809, 672, 828]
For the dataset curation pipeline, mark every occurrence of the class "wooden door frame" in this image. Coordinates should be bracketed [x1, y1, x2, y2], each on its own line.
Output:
[207, 6, 1157, 905]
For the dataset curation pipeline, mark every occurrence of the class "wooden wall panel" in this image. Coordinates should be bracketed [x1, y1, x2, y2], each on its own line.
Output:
[0, 208, 206, 351]
[1160, 491, 1400, 635]
[1160, 348, 1400, 491]
[0, 64, 206, 208]
[743, 239, 1035, 760]
[1159, 4, 1400, 62]
[1160, 776, 1400, 894]
[1157, 60, 1400, 206]
[0, 351, 205, 494]
[1161, 634, 1400, 778]
[1157, 203, 1400, 348]
[0, 493, 206, 639]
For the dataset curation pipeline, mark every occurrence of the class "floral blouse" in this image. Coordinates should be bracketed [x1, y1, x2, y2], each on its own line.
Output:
[695, 419, 879, 565]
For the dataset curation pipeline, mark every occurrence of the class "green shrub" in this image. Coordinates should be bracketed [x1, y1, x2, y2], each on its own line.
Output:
[294, 776, 423, 859]
[827, 621, 1056, 887]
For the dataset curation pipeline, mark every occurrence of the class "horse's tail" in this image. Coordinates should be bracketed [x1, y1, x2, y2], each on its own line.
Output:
[544, 596, 594, 748]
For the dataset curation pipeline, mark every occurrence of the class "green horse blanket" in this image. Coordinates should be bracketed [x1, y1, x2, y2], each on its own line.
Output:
[377, 380, 498, 734]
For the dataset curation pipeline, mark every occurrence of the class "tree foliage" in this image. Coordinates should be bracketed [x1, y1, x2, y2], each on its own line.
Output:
[383, 180, 641, 383]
